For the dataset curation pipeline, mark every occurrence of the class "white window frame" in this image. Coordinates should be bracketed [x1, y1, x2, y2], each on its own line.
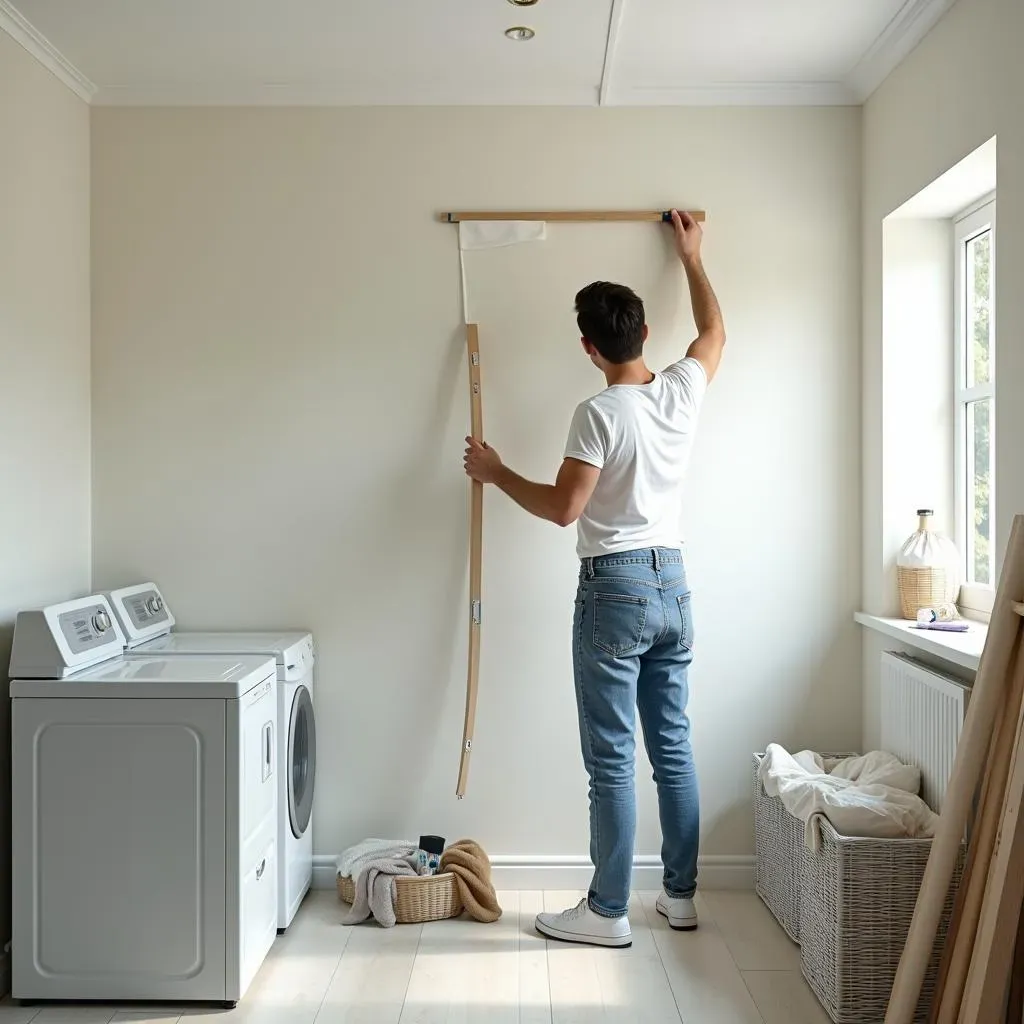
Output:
[954, 194, 996, 618]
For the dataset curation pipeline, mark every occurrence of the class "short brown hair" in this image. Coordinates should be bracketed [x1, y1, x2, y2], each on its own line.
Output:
[574, 282, 646, 363]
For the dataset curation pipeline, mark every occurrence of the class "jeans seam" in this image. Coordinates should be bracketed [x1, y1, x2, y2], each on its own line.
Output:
[586, 560, 682, 569]
[586, 576, 660, 588]
[590, 559, 682, 568]
[664, 886, 696, 900]
[677, 592, 694, 651]
[651, 583, 670, 646]
[588, 898, 628, 919]
[589, 548, 683, 560]
[574, 590, 600, 882]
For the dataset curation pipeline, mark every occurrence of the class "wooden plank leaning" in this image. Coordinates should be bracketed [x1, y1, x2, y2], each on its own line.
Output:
[457, 323, 483, 799]
[959, 644, 1024, 1022]
[932, 638, 1024, 1023]
[886, 515, 1024, 1024]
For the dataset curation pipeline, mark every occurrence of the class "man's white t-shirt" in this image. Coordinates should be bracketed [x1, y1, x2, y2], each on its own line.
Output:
[563, 356, 708, 559]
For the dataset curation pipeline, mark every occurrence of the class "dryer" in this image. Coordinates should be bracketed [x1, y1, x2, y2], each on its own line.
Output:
[9, 595, 279, 1006]
[107, 583, 315, 930]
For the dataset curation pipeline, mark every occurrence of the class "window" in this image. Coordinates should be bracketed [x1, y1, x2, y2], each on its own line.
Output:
[954, 196, 996, 611]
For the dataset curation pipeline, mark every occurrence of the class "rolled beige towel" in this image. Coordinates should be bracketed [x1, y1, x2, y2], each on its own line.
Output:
[440, 839, 502, 923]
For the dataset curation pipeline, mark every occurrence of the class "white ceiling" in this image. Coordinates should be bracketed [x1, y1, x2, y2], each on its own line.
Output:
[1, 0, 956, 106]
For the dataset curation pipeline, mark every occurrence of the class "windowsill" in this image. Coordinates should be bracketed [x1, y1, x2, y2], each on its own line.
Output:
[855, 612, 986, 673]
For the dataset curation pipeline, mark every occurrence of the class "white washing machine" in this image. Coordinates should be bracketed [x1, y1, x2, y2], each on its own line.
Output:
[106, 583, 315, 931]
[9, 595, 279, 1006]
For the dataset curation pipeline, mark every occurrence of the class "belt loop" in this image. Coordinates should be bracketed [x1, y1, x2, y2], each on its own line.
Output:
[586, 557, 594, 579]
[652, 548, 661, 571]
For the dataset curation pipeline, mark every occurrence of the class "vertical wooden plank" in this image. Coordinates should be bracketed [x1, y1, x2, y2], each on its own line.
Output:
[933, 640, 1024, 1024]
[457, 322, 483, 799]
[959, 675, 1024, 1023]
[1003, 905, 1024, 1024]
[886, 515, 1024, 1024]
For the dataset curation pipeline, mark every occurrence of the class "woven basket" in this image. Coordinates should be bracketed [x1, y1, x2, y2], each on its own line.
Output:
[337, 871, 464, 924]
[897, 566, 950, 620]
[799, 816, 964, 1023]
[752, 752, 856, 943]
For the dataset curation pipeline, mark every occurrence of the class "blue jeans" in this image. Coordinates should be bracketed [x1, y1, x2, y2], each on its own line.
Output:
[573, 547, 700, 918]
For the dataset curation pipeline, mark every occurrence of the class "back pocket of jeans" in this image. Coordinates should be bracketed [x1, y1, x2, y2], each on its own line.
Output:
[677, 593, 694, 651]
[593, 593, 648, 657]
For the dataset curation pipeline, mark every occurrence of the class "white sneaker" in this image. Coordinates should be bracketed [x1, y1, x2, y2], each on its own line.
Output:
[536, 897, 632, 948]
[656, 891, 699, 931]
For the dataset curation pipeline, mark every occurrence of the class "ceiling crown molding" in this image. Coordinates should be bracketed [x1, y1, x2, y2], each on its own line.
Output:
[0, 0, 96, 101]
[610, 81, 857, 108]
[93, 81, 602, 107]
[844, 0, 957, 101]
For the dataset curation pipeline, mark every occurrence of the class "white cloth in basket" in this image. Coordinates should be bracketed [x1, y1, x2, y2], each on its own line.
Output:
[759, 744, 939, 851]
[336, 838, 417, 881]
[338, 839, 420, 929]
[343, 855, 419, 929]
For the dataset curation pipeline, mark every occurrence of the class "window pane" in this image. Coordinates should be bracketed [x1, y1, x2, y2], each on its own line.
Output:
[966, 398, 992, 585]
[966, 229, 992, 387]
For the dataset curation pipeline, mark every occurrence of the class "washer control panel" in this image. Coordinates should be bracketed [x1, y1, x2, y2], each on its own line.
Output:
[9, 595, 127, 679]
[107, 583, 176, 646]
[123, 588, 169, 629]
[59, 603, 116, 655]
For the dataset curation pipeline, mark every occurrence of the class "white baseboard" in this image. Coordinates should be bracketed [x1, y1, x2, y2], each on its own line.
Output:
[313, 853, 754, 892]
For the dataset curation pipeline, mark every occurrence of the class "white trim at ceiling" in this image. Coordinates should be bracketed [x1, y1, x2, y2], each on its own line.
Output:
[0, 0, 95, 102]
[612, 81, 857, 107]
[845, 0, 958, 101]
[92, 82, 603, 107]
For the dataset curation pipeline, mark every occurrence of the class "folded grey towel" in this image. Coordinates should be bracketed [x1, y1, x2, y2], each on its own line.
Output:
[343, 855, 418, 928]
[337, 839, 416, 880]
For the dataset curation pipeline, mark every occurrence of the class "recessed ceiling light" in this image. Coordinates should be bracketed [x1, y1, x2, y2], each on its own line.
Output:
[507, 0, 539, 6]
[504, 25, 535, 40]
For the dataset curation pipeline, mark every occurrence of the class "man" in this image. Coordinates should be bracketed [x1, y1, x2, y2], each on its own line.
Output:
[463, 210, 725, 948]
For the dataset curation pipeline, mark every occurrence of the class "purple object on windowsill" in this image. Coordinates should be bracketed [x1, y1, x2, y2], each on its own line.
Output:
[911, 621, 970, 632]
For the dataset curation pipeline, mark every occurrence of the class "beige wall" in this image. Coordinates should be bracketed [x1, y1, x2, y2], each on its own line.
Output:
[0, 30, 91, 991]
[90, 105, 862, 874]
[862, 0, 1023, 744]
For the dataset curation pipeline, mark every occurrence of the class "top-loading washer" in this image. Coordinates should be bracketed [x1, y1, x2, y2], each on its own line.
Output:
[106, 582, 315, 930]
[9, 594, 279, 1006]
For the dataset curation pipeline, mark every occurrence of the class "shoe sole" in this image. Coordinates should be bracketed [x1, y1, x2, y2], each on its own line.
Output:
[656, 904, 698, 932]
[535, 920, 632, 948]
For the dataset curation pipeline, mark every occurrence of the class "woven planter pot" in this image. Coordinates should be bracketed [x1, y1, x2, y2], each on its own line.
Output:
[897, 566, 951, 620]
[337, 871, 464, 924]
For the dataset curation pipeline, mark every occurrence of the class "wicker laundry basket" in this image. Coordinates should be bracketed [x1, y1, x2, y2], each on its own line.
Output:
[752, 751, 857, 943]
[337, 871, 464, 924]
[799, 816, 964, 1023]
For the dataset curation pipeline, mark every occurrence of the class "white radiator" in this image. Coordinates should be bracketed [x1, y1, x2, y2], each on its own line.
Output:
[880, 651, 971, 813]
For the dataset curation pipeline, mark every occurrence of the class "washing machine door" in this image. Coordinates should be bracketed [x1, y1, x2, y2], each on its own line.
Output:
[288, 684, 316, 838]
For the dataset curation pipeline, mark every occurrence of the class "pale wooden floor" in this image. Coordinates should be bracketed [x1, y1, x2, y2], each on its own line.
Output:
[0, 889, 831, 1024]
